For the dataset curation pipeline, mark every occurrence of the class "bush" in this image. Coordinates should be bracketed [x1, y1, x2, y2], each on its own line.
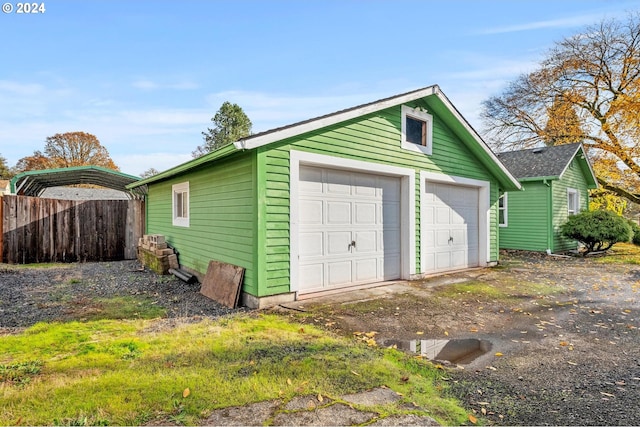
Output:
[561, 210, 632, 254]
[628, 219, 640, 245]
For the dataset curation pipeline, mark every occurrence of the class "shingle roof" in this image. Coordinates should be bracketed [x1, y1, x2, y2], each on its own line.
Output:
[497, 143, 583, 179]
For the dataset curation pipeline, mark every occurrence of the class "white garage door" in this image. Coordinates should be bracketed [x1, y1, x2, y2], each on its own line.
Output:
[423, 182, 479, 273]
[298, 166, 401, 294]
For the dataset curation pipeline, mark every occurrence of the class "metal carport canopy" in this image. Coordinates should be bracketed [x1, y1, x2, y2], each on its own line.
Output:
[9, 166, 147, 199]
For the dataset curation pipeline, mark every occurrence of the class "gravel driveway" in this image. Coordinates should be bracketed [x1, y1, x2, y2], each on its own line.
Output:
[285, 251, 640, 426]
[0, 260, 245, 331]
[2, 254, 639, 425]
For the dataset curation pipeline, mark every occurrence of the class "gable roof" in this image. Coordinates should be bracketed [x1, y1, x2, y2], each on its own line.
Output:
[129, 85, 521, 191]
[497, 143, 597, 188]
[10, 166, 145, 199]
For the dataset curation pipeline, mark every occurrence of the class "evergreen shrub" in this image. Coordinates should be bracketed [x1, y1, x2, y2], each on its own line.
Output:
[561, 210, 632, 254]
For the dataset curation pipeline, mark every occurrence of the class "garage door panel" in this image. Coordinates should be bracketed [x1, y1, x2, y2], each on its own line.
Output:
[451, 210, 466, 225]
[382, 202, 400, 225]
[355, 202, 376, 225]
[382, 254, 401, 278]
[423, 229, 435, 250]
[326, 170, 352, 195]
[327, 232, 351, 255]
[436, 230, 451, 247]
[300, 232, 323, 257]
[380, 176, 401, 202]
[299, 167, 324, 192]
[327, 201, 351, 225]
[381, 229, 400, 252]
[300, 200, 323, 224]
[451, 249, 466, 267]
[300, 264, 324, 289]
[354, 175, 377, 197]
[436, 207, 450, 225]
[355, 258, 378, 282]
[450, 229, 466, 244]
[436, 252, 451, 269]
[327, 261, 352, 286]
[354, 230, 376, 253]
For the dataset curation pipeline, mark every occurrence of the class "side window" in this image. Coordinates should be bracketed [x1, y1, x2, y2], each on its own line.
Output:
[401, 105, 433, 155]
[498, 193, 507, 227]
[567, 188, 579, 216]
[172, 182, 190, 227]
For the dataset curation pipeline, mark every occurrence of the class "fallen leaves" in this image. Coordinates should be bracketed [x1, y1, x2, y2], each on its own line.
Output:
[353, 331, 378, 347]
[182, 388, 190, 398]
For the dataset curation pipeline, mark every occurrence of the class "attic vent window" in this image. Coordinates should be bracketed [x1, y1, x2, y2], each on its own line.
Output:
[401, 105, 433, 155]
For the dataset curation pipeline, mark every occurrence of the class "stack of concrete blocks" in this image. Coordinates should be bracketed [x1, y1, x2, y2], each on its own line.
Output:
[137, 234, 179, 274]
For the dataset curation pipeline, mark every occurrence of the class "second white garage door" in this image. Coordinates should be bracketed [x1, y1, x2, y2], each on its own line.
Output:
[422, 182, 479, 273]
[298, 166, 401, 294]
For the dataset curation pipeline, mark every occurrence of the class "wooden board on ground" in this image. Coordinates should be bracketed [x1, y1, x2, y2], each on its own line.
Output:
[200, 260, 245, 308]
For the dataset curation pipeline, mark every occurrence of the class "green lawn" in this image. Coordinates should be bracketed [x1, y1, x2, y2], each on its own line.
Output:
[0, 314, 469, 426]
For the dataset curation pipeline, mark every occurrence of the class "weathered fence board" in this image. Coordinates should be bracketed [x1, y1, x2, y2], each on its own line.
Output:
[1, 195, 144, 264]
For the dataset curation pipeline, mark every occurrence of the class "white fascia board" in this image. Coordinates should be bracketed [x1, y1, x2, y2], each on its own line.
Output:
[431, 87, 521, 191]
[235, 86, 438, 150]
[557, 144, 598, 188]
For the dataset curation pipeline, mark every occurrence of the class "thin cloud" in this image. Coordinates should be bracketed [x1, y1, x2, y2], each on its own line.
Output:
[131, 79, 199, 91]
[478, 11, 626, 35]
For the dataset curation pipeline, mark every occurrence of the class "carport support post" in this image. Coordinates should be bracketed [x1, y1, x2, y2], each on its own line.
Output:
[0, 195, 3, 263]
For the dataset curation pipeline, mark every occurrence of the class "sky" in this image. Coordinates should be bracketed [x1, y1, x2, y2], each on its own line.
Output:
[1, 0, 639, 177]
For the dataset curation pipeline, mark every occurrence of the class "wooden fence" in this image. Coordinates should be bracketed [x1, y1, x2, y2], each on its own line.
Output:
[0, 195, 145, 264]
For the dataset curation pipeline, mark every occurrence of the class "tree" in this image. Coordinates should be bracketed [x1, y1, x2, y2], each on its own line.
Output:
[140, 168, 160, 179]
[193, 102, 252, 158]
[16, 132, 119, 172]
[0, 154, 15, 179]
[482, 14, 640, 204]
[541, 94, 584, 145]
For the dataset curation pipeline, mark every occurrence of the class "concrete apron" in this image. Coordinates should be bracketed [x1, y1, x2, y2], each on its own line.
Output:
[202, 387, 439, 426]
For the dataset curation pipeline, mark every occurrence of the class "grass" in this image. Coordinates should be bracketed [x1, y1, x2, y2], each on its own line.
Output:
[593, 242, 640, 265]
[0, 262, 73, 270]
[65, 295, 167, 321]
[0, 314, 468, 426]
[433, 279, 561, 301]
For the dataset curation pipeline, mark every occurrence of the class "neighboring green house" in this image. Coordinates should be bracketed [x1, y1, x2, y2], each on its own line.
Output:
[496, 143, 597, 253]
[129, 85, 521, 308]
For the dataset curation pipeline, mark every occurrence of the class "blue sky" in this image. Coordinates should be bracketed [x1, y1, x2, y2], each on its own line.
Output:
[1, 0, 638, 176]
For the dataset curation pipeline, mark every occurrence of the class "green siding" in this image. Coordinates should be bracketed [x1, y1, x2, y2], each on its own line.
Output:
[551, 157, 590, 252]
[499, 156, 591, 253]
[500, 182, 550, 251]
[259, 101, 502, 292]
[145, 98, 511, 299]
[146, 154, 258, 294]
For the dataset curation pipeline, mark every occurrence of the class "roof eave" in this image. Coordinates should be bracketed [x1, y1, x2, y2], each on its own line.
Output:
[234, 85, 521, 191]
[428, 88, 521, 191]
[128, 143, 239, 188]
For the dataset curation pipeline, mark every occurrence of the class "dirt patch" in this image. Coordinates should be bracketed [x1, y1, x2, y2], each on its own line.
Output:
[278, 251, 640, 425]
[0, 260, 246, 331]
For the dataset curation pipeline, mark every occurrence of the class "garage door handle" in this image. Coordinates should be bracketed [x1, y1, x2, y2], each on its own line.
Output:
[350, 240, 356, 248]
[448, 236, 453, 243]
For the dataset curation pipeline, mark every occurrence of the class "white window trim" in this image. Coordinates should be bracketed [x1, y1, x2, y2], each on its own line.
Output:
[401, 105, 433, 155]
[172, 182, 190, 227]
[499, 193, 508, 227]
[567, 188, 579, 216]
